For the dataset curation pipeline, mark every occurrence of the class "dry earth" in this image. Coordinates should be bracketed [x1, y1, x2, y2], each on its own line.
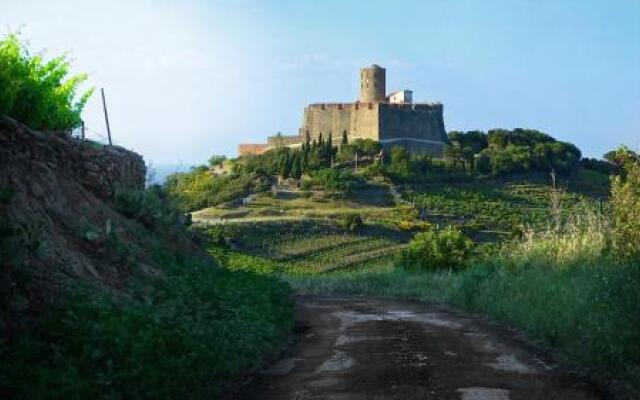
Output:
[238, 296, 604, 400]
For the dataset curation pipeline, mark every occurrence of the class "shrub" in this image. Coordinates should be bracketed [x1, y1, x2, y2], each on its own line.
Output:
[113, 185, 182, 230]
[308, 168, 360, 193]
[0, 33, 93, 131]
[397, 219, 431, 232]
[340, 213, 364, 232]
[397, 227, 473, 272]
[611, 150, 640, 260]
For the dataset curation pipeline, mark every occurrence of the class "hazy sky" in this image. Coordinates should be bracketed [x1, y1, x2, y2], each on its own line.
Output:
[2, 0, 639, 165]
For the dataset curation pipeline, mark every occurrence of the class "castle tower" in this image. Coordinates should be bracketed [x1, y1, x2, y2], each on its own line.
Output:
[359, 64, 386, 102]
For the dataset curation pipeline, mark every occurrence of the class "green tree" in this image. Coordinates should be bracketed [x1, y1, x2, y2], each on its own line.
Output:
[207, 155, 226, 168]
[290, 153, 302, 179]
[389, 146, 412, 178]
[341, 130, 348, 146]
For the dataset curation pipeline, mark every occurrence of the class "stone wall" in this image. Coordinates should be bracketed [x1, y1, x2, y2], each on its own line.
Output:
[378, 103, 448, 156]
[0, 118, 145, 201]
[238, 143, 270, 156]
[299, 103, 379, 143]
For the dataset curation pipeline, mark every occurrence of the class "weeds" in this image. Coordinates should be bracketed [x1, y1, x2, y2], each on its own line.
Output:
[0, 255, 294, 399]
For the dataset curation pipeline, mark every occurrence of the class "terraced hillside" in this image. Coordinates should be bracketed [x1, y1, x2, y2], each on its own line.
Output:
[402, 180, 602, 237]
[196, 175, 607, 276]
[206, 221, 408, 275]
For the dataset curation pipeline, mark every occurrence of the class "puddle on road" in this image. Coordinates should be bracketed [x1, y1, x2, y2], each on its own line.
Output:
[332, 309, 463, 332]
[335, 334, 387, 346]
[487, 354, 535, 374]
[457, 387, 511, 400]
[316, 350, 355, 373]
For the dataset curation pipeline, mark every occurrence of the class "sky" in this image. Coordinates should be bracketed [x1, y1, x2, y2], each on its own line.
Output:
[1, 0, 639, 167]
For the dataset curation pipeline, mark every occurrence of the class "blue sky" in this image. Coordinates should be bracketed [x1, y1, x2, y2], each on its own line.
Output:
[2, 0, 639, 165]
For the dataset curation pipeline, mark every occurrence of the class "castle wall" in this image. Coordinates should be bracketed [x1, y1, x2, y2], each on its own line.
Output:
[298, 102, 448, 155]
[238, 143, 269, 156]
[299, 103, 379, 143]
[378, 102, 448, 155]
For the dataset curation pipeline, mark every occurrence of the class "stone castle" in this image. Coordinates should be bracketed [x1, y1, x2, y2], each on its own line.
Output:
[239, 64, 449, 156]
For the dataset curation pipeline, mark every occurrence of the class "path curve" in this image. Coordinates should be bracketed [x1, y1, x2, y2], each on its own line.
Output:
[238, 295, 602, 400]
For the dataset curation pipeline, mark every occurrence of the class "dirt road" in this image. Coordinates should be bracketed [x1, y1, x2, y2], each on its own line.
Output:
[239, 296, 603, 400]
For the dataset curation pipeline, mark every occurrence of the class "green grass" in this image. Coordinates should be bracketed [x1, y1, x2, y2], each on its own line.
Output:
[0, 254, 294, 400]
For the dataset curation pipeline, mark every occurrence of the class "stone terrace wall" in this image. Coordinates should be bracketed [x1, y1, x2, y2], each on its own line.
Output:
[0, 117, 145, 201]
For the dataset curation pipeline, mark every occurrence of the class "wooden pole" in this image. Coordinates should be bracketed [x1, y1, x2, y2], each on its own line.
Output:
[101, 88, 112, 146]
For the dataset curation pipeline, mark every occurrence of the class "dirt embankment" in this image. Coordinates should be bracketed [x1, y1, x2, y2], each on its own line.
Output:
[0, 118, 190, 337]
[239, 296, 605, 400]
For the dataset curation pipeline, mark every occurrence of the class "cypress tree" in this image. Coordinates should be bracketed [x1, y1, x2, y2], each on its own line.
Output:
[342, 130, 348, 146]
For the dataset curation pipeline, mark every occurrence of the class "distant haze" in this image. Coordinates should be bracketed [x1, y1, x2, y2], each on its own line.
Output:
[2, 0, 639, 165]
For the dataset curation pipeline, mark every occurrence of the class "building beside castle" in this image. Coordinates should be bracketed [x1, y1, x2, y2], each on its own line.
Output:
[238, 64, 449, 156]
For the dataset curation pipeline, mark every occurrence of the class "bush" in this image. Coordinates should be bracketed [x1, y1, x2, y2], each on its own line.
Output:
[340, 213, 364, 232]
[611, 151, 640, 260]
[307, 168, 360, 193]
[397, 219, 431, 232]
[0, 33, 93, 130]
[113, 186, 183, 230]
[397, 227, 473, 272]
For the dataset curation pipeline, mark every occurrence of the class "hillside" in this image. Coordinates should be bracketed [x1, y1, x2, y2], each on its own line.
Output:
[173, 138, 639, 398]
[0, 118, 293, 399]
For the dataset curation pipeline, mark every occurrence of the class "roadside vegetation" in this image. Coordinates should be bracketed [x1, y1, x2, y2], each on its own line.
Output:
[0, 35, 293, 400]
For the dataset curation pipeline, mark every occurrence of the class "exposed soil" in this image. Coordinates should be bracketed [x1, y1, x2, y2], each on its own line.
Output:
[238, 295, 604, 400]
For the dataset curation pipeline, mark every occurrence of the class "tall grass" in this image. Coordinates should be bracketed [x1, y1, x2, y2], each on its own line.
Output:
[453, 210, 640, 389]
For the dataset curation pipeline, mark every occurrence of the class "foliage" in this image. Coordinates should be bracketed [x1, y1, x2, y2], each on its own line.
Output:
[339, 213, 364, 232]
[579, 157, 618, 175]
[207, 154, 226, 168]
[304, 168, 361, 193]
[603, 146, 640, 167]
[397, 219, 431, 232]
[397, 227, 473, 272]
[0, 33, 93, 131]
[611, 148, 640, 260]
[337, 138, 381, 162]
[448, 130, 488, 153]
[0, 256, 294, 399]
[164, 166, 256, 212]
[114, 185, 185, 230]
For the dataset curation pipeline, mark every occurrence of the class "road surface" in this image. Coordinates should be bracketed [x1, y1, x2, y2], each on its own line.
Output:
[238, 296, 603, 400]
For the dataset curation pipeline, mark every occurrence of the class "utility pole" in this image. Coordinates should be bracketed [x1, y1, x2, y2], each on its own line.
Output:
[81, 120, 85, 140]
[101, 88, 112, 146]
